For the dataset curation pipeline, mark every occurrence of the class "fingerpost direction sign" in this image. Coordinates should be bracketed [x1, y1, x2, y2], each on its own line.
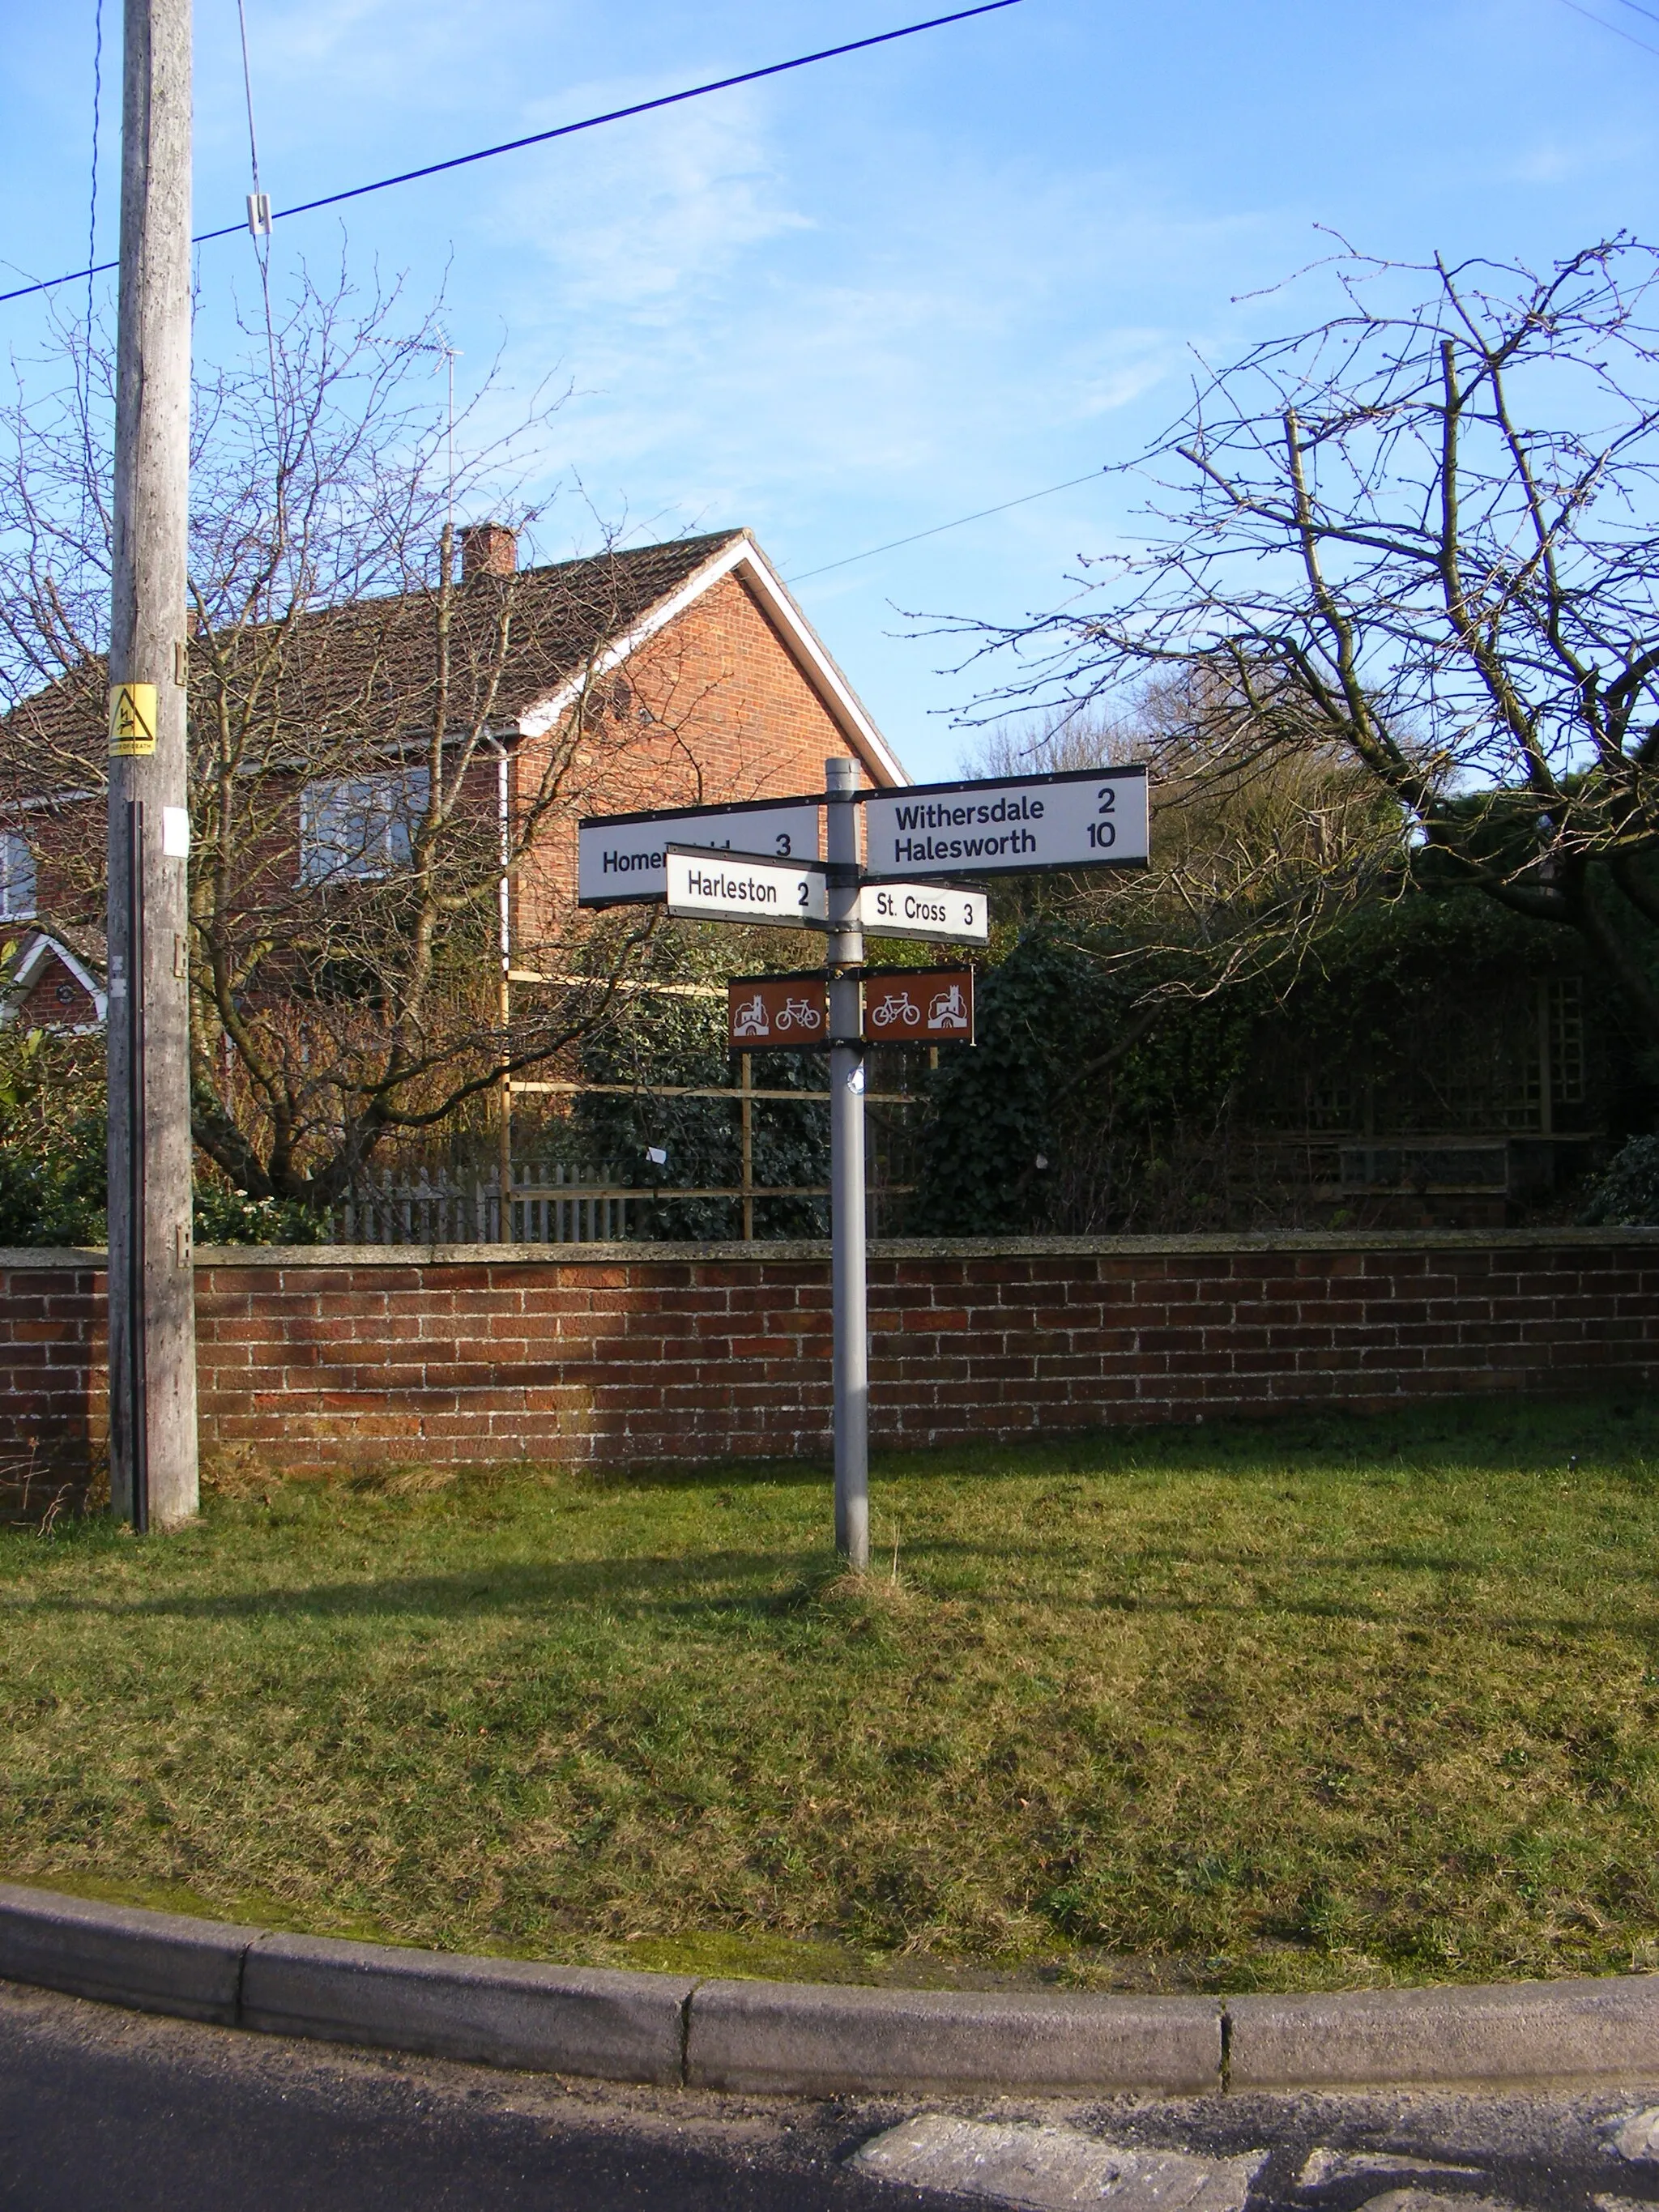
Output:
[861, 767, 1148, 880]
[861, 967, 975, 1045]
[727, 976, 832, 1050]
[665, 846, 829, 928]
[578, 755, 1149, 1578]
[578, 796, 821, 906]
[855, 881, 988, 945]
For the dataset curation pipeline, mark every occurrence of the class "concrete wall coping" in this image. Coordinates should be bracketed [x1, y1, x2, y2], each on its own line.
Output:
[4, 1882, 1659, 2095]
[4, 1225, 1658, 1270]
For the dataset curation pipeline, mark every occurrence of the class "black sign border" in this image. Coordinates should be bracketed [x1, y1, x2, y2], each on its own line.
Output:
[860, 764, 1149, 803]
[578, 796, 826, 910]
[859, 880, 992, 940]
[860, 764, 1150, 882]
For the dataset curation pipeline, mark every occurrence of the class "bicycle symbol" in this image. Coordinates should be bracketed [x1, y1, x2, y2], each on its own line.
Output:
[869, 991, 920, 1030]
[774, 995, 823, 1034]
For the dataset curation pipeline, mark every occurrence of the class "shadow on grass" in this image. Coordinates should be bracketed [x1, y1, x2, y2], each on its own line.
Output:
[1075, 1538, 1659, 1583]
[523, 1396, 1659, 1499]
[867, 1397, 1659, 1486]
[19, 1536, 1657, 1642]
[15, 1549, 841, 1624]
[579, 1456, 833, 1492]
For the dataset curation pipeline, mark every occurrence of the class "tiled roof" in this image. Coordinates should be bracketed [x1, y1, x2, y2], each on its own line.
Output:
[2, 530, 749, 776]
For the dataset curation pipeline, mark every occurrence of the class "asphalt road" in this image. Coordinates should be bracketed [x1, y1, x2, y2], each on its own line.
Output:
[0, 1980, 918, 2211]
[6, 1975, 1659, 2211]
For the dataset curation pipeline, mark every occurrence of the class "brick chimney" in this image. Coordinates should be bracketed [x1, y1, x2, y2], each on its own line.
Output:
[459, 522, 518, 581]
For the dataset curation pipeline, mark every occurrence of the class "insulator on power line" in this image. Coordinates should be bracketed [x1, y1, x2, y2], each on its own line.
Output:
[246, 192, 271, 239]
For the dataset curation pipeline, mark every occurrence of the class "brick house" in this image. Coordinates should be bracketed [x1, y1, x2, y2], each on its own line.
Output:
[0, 525, 909, 1030]
[0, 930, 105, 1033]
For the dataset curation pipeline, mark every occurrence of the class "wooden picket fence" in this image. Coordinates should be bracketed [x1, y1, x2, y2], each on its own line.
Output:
[328, 1160, 916, 1246]
[333, 1164, 633, 1247]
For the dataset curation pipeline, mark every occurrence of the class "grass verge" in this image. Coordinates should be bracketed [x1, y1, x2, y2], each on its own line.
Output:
[4, 1394, 1659, 1994]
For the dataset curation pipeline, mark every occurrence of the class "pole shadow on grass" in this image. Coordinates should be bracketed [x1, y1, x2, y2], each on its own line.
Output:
[11, 1549, 854, 1623]
[16, 1539, 1657, 1641]
[853, 1534, 1659, 1638]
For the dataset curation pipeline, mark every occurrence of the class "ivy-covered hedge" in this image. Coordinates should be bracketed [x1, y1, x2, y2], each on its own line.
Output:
[1581, 1136, 1659, 1226]
[0, 1112, 107, 1246]
[2, 889, 1644, 1248]
[910, 890, 1644, 1236]
[0, 1123, 331, 1247]
[0, 1025, 331, 1247]
[908, 930, 1260, 1235]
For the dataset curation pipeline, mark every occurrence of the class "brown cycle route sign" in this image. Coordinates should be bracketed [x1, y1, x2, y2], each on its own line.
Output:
[860, 968, 975, 1045]
[727, 975, 832, 1050]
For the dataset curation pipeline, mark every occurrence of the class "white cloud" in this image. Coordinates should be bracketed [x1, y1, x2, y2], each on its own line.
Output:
[491, 92, 811, 310]
[484, 118, 1286, 522]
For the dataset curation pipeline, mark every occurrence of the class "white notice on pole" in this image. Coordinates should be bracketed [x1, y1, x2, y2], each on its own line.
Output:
[578, 799, 821, 906]
[861, 767, 1149, 880]
[855, 881, 988, 945]
[664, 846, 829, 928]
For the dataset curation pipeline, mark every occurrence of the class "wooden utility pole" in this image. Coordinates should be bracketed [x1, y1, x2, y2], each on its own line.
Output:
[107, 0, 199, 1529]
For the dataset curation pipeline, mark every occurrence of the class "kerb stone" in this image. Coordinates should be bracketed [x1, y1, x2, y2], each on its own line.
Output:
[241, 1931, 693, 2084]
[1228, 1977, 1659, 2090]
[0, 1881, 249, 2026]
[686, 1979, 1222, 2095]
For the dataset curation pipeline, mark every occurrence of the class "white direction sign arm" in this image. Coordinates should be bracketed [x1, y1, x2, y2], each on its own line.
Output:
[860, 767, 1149, 880]
[664, 845, 829, 928]
[578, 798, 822, 906]
[856, 881, 988, 945]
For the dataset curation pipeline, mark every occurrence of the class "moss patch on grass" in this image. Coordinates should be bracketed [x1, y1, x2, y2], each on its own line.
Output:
[5, 1396, 1659, 1994]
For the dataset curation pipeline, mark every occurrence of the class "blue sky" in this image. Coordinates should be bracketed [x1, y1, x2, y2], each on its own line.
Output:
[3, 0, 1658, 778]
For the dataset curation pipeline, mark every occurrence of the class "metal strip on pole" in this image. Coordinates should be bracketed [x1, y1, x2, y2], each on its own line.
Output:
[826, 756, 868, 1571]
[107, 0, 199, 1529]
[125, 799, 148, 1533]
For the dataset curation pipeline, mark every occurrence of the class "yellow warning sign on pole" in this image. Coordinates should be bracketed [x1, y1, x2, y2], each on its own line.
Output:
[109, 683, 158, 757]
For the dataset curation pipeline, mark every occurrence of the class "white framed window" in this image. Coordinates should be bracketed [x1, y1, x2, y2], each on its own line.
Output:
[0, 831, 36, 920]
[300, 769, 430, 886]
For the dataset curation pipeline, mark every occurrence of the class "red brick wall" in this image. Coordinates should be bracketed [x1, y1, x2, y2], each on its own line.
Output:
[0, 1259, 106, 1497]
[3, 1232, 1655, 1485]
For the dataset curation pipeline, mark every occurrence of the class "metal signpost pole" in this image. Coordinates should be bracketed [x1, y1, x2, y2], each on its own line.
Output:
[825, 757, 868, 1570]
[107, 0, 199, 1530]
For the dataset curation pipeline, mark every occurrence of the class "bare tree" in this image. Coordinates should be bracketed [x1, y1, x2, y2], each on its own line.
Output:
[0, 266, 687, 1207]
[966, 678, 1398, 1006]
[956, 240, 1659, 1044]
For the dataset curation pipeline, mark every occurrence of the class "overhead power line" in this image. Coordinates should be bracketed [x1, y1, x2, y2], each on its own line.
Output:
[785, 467, 1107, 583]
[1553, 0, 1659, 56]
[0, 0, 1026, 309]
